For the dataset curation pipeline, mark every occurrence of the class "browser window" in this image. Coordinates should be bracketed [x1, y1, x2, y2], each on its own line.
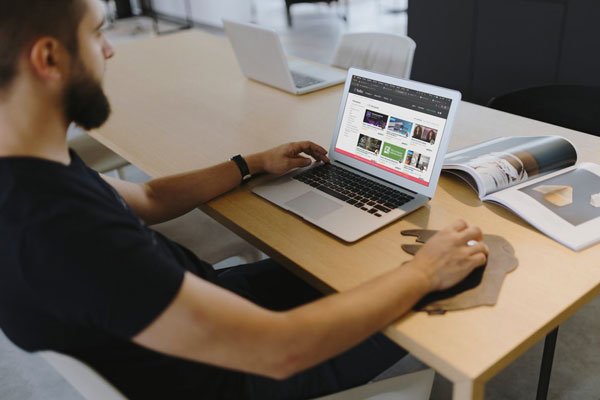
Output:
[334, 75, 452, 187]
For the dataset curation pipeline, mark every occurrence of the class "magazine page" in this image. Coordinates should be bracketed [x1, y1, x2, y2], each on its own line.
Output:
[444, 136, 577, 198]
[485, 163, 600, 251]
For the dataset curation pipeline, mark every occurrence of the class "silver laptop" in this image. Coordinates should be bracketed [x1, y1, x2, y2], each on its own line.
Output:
[223, 19, 346, 95]
[253, 68, 461, 242]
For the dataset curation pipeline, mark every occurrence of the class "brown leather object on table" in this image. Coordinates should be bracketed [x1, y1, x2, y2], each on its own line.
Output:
[401, 229, 518, 314]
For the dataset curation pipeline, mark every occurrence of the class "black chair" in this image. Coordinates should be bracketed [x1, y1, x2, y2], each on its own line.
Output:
[139, 0, 193, 35]
[487, 85, 600, 137]
[285, 0, 344, 27]
[111, 0, 133, 19]
[488, 85, 600, 400]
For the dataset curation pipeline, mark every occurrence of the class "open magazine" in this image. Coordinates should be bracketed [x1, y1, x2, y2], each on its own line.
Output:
[444, 136, 600, 251]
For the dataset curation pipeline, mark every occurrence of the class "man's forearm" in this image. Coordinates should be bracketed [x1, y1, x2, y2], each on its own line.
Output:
[270, 263, 431, 377]
[137, 261, 432, 380]
[142, 153, 264, 224]
[117, 142, 327, 224]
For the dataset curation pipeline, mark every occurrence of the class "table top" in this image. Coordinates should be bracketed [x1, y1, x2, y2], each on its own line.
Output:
[93, 30, 600, 395]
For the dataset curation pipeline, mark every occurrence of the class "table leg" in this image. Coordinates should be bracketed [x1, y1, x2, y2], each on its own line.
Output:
[453, 380, 484, 400]
[536, 327, 559, 400]
[249, 0, 258, 23]
[143, 0, 193, 35]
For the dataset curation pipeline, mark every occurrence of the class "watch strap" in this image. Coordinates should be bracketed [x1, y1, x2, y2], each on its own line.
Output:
[230, 154, 251, 183]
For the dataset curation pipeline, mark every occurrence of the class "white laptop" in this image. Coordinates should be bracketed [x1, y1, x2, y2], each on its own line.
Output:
[253, 68, 461, 242]
[223, 19, 346, 95]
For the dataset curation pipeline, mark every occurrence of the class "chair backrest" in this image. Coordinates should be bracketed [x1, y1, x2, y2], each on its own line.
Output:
[331, 32, 417, 79]
[487, 85, 600, 137]
[67, 124, 129, 173]
[40, 351, 127, 400]
[314, 368, 434, 400]
[40, 349, 433, 400]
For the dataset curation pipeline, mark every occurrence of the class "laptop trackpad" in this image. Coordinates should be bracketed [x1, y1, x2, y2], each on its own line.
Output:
[285, 191, 342, 220]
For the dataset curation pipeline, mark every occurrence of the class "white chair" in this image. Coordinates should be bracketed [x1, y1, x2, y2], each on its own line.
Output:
[41, 350, 434, 400]
[67, 125, 130, 177]
[40, 352, 127, 400]
[315, 368, 435, 400]
[331, 32, 417, 78]
[151, 209, 264, 268]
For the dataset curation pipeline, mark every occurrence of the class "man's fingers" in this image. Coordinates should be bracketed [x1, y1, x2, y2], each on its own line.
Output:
[313, 150, 330, 163]
[292, 141, 330, 163]
[467, 252, 488, 268]
[289, 156, 312, 169]
[310, 142, 330, 162]
[291, 141, 322, 154]
[457, 225, 483, 242]
[448, 219, 468, 232]
[306, 141, 328, 155]
[465, 241, 488, 257]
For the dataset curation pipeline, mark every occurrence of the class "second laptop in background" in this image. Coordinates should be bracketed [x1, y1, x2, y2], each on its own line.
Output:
[223, 19, 346, 95]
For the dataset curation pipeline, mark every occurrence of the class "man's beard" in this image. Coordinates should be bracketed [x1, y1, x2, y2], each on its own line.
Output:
[63, 65, 111, 131]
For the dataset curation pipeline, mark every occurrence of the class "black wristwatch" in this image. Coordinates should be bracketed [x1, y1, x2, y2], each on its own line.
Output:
[230, 154, 252, 184]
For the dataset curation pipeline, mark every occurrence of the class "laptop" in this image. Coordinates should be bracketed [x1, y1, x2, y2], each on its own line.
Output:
[252, 68, 461, 242]
[223, 19, 346, 95]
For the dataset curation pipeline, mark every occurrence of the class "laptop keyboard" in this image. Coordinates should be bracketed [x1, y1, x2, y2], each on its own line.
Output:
[291, 71, 324, 89]
[294, 164, 415, 217]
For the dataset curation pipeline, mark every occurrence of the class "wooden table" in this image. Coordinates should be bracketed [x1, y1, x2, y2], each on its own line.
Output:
[92, 30, 600, 399]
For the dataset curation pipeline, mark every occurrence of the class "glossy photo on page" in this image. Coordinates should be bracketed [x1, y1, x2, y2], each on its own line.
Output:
[444, 136, 577, 196]
[519, 167, 600, 226]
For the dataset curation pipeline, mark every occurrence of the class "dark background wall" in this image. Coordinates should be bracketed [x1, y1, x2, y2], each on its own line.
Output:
[407, 0, 600, 105]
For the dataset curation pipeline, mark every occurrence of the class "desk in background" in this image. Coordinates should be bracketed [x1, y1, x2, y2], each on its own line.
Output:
[92, 30, 600, 400]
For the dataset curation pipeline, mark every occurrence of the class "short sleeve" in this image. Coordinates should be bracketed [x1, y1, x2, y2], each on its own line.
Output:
[20, 202, 185, 339]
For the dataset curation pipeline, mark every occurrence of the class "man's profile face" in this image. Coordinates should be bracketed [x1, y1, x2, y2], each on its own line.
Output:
[63, 0, 114, 130]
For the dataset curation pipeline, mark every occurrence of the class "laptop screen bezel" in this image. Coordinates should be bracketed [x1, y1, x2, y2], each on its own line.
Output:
[328, 68, 461, 199]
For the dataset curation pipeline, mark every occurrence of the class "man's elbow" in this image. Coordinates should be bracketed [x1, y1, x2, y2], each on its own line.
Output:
[260, 315, 309, 380]
[139, 182, 167, 225]
[264, 350, 305, 380]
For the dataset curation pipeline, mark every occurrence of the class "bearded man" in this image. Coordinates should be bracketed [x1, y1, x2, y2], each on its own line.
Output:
[0, 1, 487, 398]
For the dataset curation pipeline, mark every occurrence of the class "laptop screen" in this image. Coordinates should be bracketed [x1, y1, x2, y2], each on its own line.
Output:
[334, 75, 452, 187]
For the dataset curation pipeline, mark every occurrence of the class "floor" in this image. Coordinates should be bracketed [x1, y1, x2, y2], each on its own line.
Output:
[2, 1, 599, 399]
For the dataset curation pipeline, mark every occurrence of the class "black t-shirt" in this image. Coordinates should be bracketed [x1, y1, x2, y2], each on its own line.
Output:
[0, 151, 243, 399]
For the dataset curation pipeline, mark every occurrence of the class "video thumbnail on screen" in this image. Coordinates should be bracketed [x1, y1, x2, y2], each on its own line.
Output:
[387, 117, 413, 137]
[413, 124, 438, 144]
[363, 109, 389, 129]
[357, 134, 383, 155]
[405, 150, 430, 171]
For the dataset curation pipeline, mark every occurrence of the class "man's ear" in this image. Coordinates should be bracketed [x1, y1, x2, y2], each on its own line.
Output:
[28, 37, 70, 83]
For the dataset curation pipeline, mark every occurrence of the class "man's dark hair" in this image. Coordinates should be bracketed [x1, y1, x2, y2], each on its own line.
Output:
[0, 0, 86, 92]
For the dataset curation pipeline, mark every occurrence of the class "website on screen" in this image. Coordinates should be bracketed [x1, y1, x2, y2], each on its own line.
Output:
[335, 75, 451, 186]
